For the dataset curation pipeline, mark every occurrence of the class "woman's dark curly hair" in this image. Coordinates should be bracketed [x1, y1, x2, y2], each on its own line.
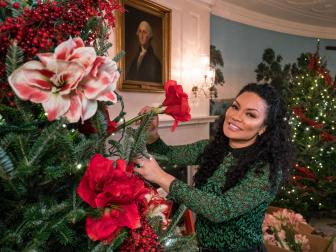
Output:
[194, 83, 293, 192]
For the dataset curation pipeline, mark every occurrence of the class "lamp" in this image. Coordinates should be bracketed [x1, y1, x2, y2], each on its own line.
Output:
[192, 65, 216, 99]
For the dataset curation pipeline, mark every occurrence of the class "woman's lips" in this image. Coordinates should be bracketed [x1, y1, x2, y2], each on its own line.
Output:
[228, 122, 241, 131]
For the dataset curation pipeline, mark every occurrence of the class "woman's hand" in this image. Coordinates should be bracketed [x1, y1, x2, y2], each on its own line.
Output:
[134, 156, 175, 193]
[138, 106, 160, 144]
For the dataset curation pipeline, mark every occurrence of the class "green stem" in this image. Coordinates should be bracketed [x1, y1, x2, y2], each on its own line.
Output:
[116, 106, 164, 131]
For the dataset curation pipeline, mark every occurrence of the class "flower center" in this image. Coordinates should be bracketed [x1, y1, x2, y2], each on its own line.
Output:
[50, 73, 66, 92]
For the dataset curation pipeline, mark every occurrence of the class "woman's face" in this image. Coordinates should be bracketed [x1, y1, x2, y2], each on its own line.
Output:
[223, 91, 268, 148]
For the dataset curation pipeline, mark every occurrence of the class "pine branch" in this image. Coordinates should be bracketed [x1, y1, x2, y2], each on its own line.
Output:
[162, 235, 198, 252]
[5, 41, 24, 77]
[128, 112, 154, 161]
[27, 122, 61, 167]
[74, 136, 100, 161]
[148, 216, 163, 236]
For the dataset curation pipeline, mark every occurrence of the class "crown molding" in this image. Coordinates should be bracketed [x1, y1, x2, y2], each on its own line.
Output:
[212, 1, 336, 39]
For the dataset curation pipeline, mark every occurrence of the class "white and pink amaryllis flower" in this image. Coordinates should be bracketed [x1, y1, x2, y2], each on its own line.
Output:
[8, 37, 119, 123]
[144, 188, 171, 230]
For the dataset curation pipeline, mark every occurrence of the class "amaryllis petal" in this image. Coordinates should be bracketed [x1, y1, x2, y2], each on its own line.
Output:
[81, 57, 119, 100]
[86, 211, 121, 242]
[96, 90, 117, 103]
[80, 93, 98, 122]
[8, 61, 51, 103]
[64, 94, 81, 123]
[68, 47, 96, 72]
[42, 93, 71, 121]
[118, 203, 141, 229]
[72, 37, 85, 48]
[90, 56, 118, 78]
[77, 154, 115, 208]
[164, 80, 177, 93]
[81, 73, 111, 99]
[162, 80, 191, 131]
[53, 37, 80, 60]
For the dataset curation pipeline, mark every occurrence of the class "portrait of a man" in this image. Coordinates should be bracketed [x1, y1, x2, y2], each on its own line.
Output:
[127, 20, 162, 83]
[117, 0, 171, 92]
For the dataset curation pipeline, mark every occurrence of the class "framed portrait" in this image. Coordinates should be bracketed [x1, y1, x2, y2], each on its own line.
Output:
[209, 98, 234, 138]
[116, 0, 171, 92]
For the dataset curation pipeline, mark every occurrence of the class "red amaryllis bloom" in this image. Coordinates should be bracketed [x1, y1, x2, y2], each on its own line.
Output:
[86, 205, 140, 244]
[77, 154, 148, 208]
[162, 80, 191, 131]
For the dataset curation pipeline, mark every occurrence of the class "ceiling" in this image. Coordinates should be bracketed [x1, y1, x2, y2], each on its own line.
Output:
[209, 0, 336, 39]
[220, 0, 336, 28]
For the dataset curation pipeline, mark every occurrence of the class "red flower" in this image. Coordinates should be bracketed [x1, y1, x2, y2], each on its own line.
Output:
[77, 154, 148, 208]
[162, 80, 191, 131]
[86, 205, 140, 243]
[77, 155, 149, 243]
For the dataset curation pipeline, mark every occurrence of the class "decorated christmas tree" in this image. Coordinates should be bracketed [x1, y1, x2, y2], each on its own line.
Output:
[0, 1, 197, 251]
[256, 43, 336, 218]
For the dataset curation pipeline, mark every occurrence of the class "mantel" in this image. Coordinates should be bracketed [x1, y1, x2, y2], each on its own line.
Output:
[158, 115, 217, 129]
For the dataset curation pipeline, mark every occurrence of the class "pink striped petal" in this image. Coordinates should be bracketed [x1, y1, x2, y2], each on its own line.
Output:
[82, 70, 119, 100]
[72, 37, 85, 48]
[42, 93, 71, 121]
[8, 61, 51, 103]
[90, 57, 118, 78]
[96, 90, 117, 103]
[53, 37, 78, 60]
[37, 53, 54, 67]
[68, 47, 96, 72]
[64, 94, 81, 123]
[79, 92, 97, 122]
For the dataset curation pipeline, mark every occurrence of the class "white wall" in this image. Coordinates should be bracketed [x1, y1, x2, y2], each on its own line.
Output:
[109, 0, 214, 145]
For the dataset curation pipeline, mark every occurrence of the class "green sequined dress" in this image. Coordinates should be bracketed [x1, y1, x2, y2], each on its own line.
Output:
[147, 138, 281, 251]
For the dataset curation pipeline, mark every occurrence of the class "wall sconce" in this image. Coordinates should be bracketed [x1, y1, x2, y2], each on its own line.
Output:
[192, 66, 217, 100]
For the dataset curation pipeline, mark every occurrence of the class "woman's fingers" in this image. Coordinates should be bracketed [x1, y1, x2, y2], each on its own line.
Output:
[133, 167, 144, 176]
[136, 106, 153, 125]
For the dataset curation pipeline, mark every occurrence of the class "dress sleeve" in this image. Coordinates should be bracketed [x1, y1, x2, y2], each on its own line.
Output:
[167, 164, 277, 223]
[147, 138, 208, 166]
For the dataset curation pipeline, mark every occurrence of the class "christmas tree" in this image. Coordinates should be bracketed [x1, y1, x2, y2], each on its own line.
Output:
[0, 1, 197, 251]
[256, 42, 336, 218]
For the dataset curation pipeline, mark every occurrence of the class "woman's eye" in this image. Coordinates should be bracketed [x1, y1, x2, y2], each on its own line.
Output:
[231, 104, 238, 110]
[246, 113, 256, 118]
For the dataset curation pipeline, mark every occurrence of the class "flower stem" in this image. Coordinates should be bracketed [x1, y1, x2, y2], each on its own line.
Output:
[116, 106, 164, 131]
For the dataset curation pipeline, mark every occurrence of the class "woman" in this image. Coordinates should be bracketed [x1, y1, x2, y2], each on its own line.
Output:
[135, 83, 293, 252]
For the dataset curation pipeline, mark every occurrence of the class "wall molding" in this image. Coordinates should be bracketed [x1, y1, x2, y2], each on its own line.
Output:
[211, 1, 336, 39]
[159, 115, 217, 128]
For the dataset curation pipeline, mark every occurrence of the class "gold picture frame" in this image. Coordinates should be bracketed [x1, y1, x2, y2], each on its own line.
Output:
[116, 0, 171, 92]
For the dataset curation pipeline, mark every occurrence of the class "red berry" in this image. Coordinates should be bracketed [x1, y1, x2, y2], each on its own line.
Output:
[12, 2, 19, 9]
